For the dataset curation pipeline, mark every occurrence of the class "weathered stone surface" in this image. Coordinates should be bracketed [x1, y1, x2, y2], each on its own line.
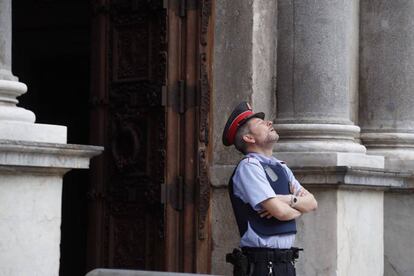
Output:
[274, 0, 378, 168]
[277, 0, 359, 124]
[293, 166, 412, 189]
[384, 191, 414, 276]
[0, 173, 62, 276]
[296, 188, 384, 276]
[275, 152, 384, 169]
[211, 188, 238, 276]
[0, 0, 12, 76]
[275, 123, 368, 153]
[360, 0, 414, 170]
[0, 121, 66, 143]
[295, 189, 337, 276]
[0, 139, 103, 170]
[360, 0, 414, 132]
[213, 0, 276, 166]
[212, 1, 277, 273]
[251, 0, 277, 121]
[0, 140, 102, 276]
[0, 79, 34, 123]
[337, 190, 383, 276]
[213, 0, 254, 166]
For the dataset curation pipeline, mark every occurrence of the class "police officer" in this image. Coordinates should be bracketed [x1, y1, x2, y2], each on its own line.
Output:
[223, 102, 318, 276]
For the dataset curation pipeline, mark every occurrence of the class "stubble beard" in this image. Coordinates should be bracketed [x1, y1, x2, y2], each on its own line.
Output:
[266, 131, 279, 143]
[259, 131, 278, 149]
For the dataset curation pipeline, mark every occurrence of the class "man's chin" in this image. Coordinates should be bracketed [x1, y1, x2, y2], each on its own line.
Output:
[270, 133, 279, 142]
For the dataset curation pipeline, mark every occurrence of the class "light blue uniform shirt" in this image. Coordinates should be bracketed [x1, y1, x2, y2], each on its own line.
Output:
[232, 152, 302, 249]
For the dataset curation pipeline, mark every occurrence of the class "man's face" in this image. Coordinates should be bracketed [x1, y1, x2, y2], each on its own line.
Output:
[246, 118, 279, 145]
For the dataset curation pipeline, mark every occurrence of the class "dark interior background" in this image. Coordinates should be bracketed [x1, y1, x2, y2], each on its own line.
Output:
[12, 1, 91, 275]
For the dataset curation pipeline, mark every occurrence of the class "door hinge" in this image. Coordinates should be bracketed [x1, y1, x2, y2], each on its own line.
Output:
[178, 79, 185, 114]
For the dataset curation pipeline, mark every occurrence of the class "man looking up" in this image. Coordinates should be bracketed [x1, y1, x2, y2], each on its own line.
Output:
[223, 102, 317, 276]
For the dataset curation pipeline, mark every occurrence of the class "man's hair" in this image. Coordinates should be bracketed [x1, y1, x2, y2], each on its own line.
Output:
[234, 123, 250, 154]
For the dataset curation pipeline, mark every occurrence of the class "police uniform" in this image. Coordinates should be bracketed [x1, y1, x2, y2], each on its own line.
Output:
[223, 102, 302, 276]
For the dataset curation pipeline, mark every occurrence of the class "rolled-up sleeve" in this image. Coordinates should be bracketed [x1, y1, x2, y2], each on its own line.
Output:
[232, 158, 276, 211]
[282, 164, 303, 192]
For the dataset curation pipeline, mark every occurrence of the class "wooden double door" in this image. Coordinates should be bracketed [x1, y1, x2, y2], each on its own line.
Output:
[88, 0, 212, 273]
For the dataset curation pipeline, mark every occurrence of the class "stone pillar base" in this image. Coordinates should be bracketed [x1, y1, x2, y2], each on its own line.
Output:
[0, 140, 102, 276]
[0, 121, 67, 143]
[274, 152, 384, 169]
[273, 124, 384, 169]
[293, 167, 411, 276]
[362, 132, 414, 172]
[384, 190, 414, 276]
[0, 80, 35, 123]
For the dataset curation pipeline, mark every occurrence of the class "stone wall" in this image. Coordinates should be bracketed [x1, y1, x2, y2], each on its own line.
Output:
[211, 0, 276, 275]
[211, 1, 414, 275]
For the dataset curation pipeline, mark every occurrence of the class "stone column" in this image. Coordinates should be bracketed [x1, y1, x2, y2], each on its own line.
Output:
[0, 0, 66, 141]
[360, 0, 414, 171]
[276, 1, 387, 275]
[0, 0, 35, 123]
[0, 1, 103, 275]
[275, 0, 383, 168]
[0, 0, 14, 81]
[360, 2, 414, 275]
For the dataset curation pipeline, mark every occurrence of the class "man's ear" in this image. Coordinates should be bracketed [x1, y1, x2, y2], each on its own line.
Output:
[243, 134, 255, 144]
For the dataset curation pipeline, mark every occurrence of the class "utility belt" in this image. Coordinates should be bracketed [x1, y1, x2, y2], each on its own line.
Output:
[242, 247, 302, 263]
[226, 247, 302, 276]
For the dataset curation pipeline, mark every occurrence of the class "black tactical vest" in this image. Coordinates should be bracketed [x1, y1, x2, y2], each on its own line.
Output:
[228, 159, 297, 237]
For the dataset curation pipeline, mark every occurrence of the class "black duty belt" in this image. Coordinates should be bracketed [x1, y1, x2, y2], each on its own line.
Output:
[242, 247, 303, 263]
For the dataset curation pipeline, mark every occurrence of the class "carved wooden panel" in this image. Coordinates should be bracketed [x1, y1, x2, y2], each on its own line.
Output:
[103, 0, 166, 270]
[197, 0, 212, 241]
[90, 0, 213, 272]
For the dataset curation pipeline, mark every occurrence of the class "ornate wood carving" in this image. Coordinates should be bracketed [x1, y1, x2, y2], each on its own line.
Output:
[113, 25, 149, 81]
[102, 0, 167, 269]
[200, 0, 212, 46]
[197, 0, 212, 240]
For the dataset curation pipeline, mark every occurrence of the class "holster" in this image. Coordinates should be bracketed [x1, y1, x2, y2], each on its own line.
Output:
[226, 248, 249, 276]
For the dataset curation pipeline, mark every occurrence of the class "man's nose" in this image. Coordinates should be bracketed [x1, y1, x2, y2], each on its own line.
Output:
[266, 120, 272, 126]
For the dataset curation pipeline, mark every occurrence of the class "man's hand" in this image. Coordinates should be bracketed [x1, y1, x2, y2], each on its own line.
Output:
[289, 185, 318, 213]
[260, 197, 302, 221]
[258, 185, 317, 219]
[258, 209, 272, 219]
[258, 195, 291, 219]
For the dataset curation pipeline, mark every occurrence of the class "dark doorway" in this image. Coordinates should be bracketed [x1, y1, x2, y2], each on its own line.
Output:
[12, 1, 91, 276]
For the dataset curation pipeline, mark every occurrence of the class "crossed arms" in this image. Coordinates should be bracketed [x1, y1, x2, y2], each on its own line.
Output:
[260, 184, 318, 221]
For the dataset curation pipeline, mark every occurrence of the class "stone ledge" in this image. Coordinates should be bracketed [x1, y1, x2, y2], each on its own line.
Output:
[86, 269, 217, 276]
[292, 166, 414, 190]
[210, 164, 414, 190]
[274, 152, 384, 169]
[0, 139, 103, 172]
